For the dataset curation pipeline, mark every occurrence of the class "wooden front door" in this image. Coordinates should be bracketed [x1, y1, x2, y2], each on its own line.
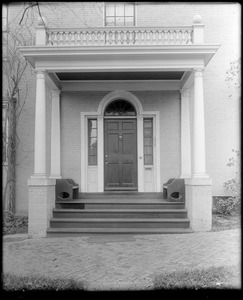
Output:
[104, 119, 137, 190]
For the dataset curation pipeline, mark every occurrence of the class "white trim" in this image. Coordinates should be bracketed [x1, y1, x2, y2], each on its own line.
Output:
[97, 90, 143, 115]
[180, 88, 192, 178]
[61, 80, 182, 91]
[80, 91, 161, 192]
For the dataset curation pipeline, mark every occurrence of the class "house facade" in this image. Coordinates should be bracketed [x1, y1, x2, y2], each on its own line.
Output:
[3, 3, 240, 237]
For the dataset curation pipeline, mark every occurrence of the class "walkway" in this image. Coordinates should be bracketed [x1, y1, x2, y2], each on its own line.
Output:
[3, 229, 241, 290]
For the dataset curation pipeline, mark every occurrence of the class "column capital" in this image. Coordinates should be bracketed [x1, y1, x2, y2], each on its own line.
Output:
[50, 89, 61, 98]
[179, 88, 191, 98]
[35, 69, 47, 78]
[193, 68, 205, 76]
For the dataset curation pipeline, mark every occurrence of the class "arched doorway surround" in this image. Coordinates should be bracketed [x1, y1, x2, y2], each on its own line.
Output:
[104, 99, 137, 190]
[80, 90, 161, 193]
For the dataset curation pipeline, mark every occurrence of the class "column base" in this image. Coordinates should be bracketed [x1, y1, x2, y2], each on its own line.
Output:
[180, 173, 191, 179]
[185, 177, 212, 232]
[28, 177, 56, 238]
[49, 174, 62, 179]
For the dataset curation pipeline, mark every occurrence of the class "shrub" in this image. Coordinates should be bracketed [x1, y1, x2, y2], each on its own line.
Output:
[215, 197, 239, 215]
[3, 210, 28, 234]
[215, 150, 240, 215]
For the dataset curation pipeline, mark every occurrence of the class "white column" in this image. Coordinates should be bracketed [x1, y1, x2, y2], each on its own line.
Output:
[180, 88, 191, 178]
[193, 68, 208, 178]
[32, 70, 47, 177]
[50, 90, 61, 179]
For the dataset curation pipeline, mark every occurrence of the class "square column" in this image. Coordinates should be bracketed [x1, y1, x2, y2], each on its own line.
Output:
[28, 69, 55, 238]
[28, 178, 56, 238]
[185, 68, 212, 232]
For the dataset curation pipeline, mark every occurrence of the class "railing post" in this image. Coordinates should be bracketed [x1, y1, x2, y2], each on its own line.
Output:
[36, 16, 48, 46]
[192, 15, 204, 44]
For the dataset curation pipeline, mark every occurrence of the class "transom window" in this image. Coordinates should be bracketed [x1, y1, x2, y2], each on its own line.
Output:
[105, 2, 135, 27]
[104, 99, 136, 116]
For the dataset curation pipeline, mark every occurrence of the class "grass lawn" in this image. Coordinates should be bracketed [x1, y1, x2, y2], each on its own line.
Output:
[211, 212, 241, 231]
[3, 273, 85, 291]
[153, 265, 241, 290]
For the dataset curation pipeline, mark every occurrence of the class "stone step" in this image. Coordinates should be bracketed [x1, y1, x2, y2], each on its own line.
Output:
[46, 227, 193, 237]
[56, 199, 184, 209]
[79, 192, 164, 199]
[52, 208, 188, 219]
[50, 217, 190, 229]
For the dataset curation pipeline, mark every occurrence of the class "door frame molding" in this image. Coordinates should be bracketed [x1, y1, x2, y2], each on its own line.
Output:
[80, 90, 161, 192]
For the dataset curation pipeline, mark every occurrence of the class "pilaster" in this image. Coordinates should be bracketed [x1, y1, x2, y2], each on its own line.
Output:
[180, 88, 191, 178]
[50, 89, 61, 179]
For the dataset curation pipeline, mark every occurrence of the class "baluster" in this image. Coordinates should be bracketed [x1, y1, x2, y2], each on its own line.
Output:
[158, 30, 162, 45]
[76, 31, 80, 46]
[114, 30, 118, 45]
[140, 30, 144, 45]
[107, 30, 111, 44]
[113, 30, 116, 45]
[91, 31, 95, 45]
[135, 30, 139, 45]
[187, 29, 192, 44]
[149, 30, 153, 44]
[175, 30, 179, 44]
[130, 31, 133, 44]
[154, 30, 157, 44]
[143, 31, 147, 44]
[170, 30, 174, 44]
[63, 32, 67, 45]
[117, 30, 121, 45]
[96, 31, 100, 45]
[125, 30, 128, 44]
[59, 31, 63, 46]
[86, 31, 90, 45]
[164, 30, 168, 44]
[80, 31, 83, 45]
[70, 31, 75, 46]
[85, 31, 89, 45]
[102, 30, 106, 45]
[53, 31, 58, 46]
[120, 30, 124, 44]
[181, 30, 186, 44]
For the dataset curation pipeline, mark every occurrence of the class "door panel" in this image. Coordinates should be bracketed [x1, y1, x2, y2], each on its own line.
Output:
[104, 119, 137, 190]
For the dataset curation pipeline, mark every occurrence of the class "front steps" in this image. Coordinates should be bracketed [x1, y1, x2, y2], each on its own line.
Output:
[47, 193, 192, 237]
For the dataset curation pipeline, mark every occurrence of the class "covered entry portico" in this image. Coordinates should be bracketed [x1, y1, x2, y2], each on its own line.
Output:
[20, 15, 220, 237]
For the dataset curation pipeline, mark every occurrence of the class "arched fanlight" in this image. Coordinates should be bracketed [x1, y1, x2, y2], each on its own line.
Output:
[104, 99, 136, 116]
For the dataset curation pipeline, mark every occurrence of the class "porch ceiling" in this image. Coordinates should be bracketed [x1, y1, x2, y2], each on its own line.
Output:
[55, 71, 185, 81]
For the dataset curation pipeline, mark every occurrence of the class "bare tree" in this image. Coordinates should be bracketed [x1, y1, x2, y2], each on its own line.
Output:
[2, 2, 104, 212]
[2, 3, 40, 212]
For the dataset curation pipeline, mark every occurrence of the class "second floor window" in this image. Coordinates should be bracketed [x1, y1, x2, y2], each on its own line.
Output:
[105, 3, 135, 27]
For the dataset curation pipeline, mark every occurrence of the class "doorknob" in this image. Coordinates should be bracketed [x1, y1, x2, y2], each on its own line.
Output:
[105, 154, 108, 164]
[119, 135, 122, 141]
